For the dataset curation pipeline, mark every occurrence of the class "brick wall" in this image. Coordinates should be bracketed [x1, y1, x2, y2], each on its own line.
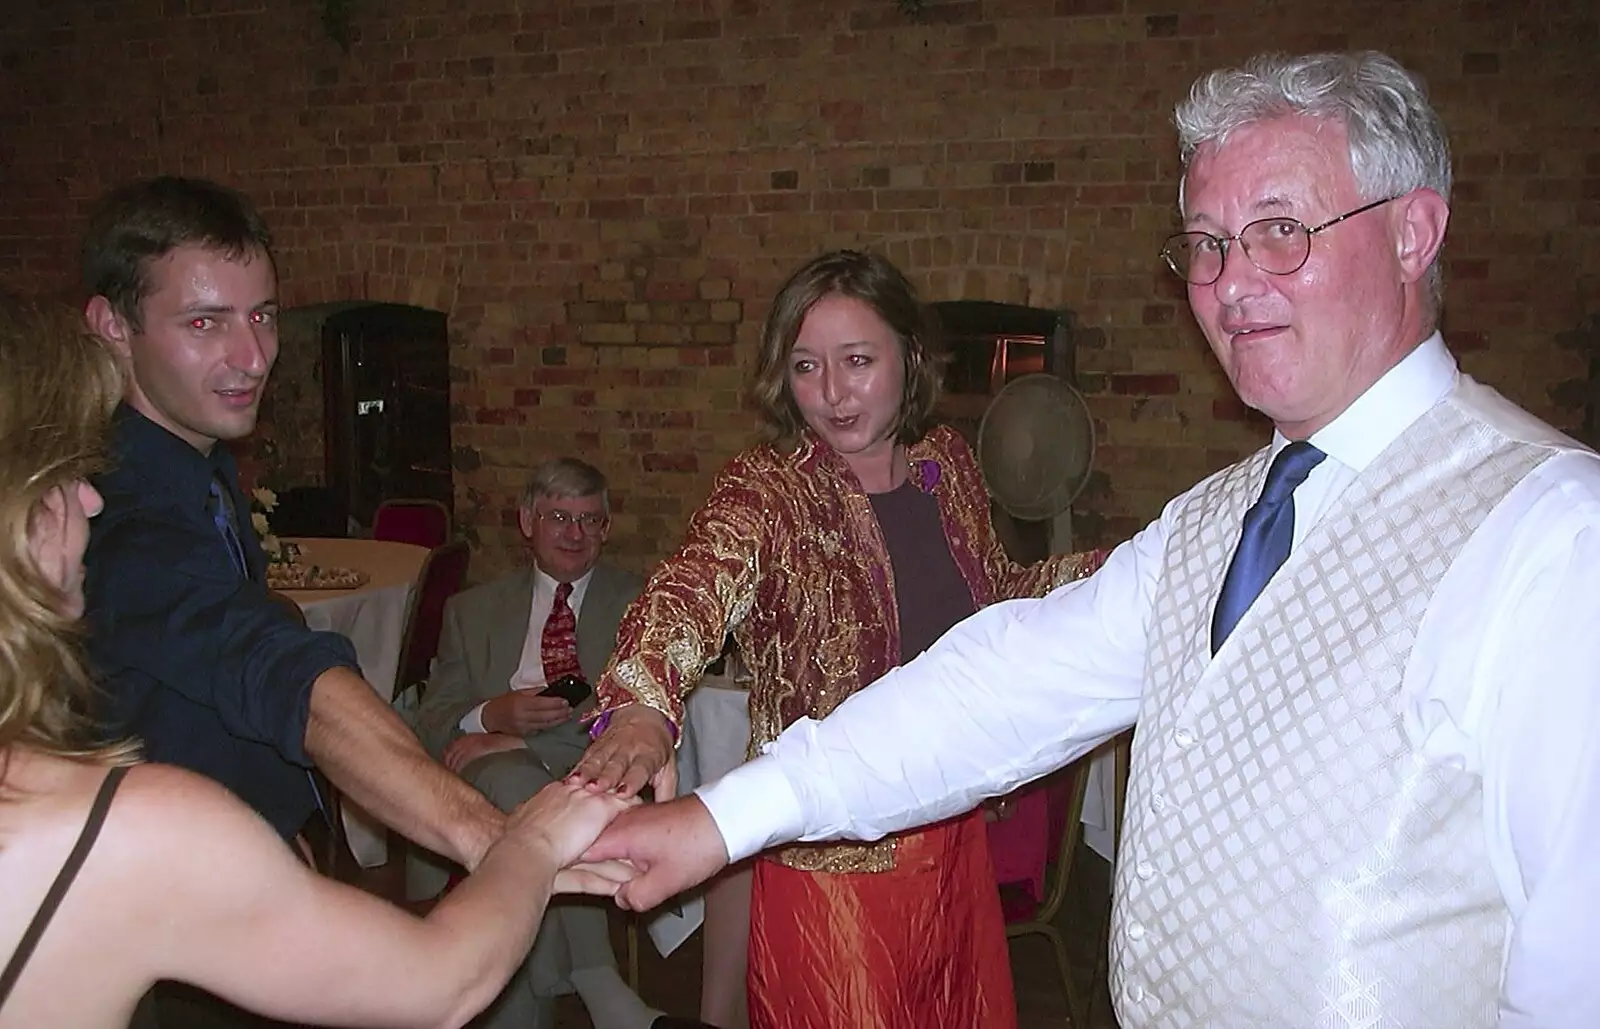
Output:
[3, 0, 1596, 576]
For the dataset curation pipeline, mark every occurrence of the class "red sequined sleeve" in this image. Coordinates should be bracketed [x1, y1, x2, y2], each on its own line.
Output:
[594, 456, 768, 728]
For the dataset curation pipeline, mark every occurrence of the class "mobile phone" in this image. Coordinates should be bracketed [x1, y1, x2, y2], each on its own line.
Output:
[542, 673, 592, 706]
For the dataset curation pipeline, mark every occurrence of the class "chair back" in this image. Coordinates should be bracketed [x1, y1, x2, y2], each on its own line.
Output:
[373, 498, 452, 549]
[395, 540, 471, 699]
[989, 755, 1093, 1027]
[992, 759, 1090, 924]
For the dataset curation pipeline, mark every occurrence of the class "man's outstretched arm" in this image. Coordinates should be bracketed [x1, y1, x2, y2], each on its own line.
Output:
[307, 667, 505, 870]
[583, 524, 1161, 906]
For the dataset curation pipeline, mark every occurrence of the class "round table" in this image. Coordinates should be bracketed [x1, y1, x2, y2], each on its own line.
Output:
[280, 537, 429, 702]
[643, 675, 748, 957]
[282, 537, 429, 868]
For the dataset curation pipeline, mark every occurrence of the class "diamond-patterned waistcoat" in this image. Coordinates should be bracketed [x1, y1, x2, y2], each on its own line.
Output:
[1112, 383, 1557, 1028]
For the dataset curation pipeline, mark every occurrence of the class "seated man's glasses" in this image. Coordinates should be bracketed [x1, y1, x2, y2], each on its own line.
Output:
[537, 509, 609, 535]
[1160, 195, 1400, 286]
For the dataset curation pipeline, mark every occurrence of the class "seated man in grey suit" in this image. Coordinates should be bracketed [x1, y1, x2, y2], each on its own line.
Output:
[415, 457, 699, 1029]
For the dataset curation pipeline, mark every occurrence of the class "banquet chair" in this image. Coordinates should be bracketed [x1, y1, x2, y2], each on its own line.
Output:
[394, 540, 471, 704]
[1085, 729, 1134, 1027]
[990, 755, 1093, 1027]
[372, 498, 452, 549]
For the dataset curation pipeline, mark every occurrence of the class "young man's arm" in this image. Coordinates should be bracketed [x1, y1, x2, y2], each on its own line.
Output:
[306, 666, 505, 870]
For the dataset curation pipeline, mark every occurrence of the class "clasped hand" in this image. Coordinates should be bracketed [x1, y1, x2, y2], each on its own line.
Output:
[499, 786, 728, 909]
[543, 705, 730, 910]
[492, 780, 641, 897]
[493, 781, 726, 906]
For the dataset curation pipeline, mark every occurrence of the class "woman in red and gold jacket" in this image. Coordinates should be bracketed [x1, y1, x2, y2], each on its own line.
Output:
[577, 250, 1103, 1029]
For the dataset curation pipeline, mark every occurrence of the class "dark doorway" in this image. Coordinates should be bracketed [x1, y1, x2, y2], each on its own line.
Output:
[322, 304, 452, 530]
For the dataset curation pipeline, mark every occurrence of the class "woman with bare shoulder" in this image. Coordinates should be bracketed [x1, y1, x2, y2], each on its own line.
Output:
[0, 298, 632, 1029]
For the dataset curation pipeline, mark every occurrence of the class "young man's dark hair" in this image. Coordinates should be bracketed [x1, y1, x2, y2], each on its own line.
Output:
[81, 176, 273, 331]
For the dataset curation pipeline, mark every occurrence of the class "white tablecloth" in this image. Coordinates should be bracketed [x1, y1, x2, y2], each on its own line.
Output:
[1081, 747, 1118, 862]
[282, 538, 428, 702]
[284, 537, 428, 866]
[646, 678, 750, 957]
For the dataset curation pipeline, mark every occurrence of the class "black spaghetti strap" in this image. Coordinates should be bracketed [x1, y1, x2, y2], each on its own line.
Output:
[0, 764, 131, 1009]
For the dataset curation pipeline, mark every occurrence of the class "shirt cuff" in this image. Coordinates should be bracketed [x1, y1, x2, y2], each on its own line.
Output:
[459, 702, 489, 735]
[695, 754, 808, 863]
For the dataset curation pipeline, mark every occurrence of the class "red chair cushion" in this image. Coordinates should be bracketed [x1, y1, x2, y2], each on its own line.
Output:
[397, 542, 470, 690]
[987, 785, 1051, 907]
[373, 502, 450, 549]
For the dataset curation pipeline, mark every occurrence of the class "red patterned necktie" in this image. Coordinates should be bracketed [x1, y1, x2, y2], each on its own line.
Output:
[540, 581, 582, 684]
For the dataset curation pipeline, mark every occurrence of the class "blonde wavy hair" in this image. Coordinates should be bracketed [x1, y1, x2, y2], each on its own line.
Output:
[0, 295, 136, 764]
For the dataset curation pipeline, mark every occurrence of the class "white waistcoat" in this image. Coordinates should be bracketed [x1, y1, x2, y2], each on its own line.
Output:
[1111, 382, 1557, 1028]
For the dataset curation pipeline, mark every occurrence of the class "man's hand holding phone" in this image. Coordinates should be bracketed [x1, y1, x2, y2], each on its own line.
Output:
[541, 673, 594, 707]
[481, 676, 589, 736]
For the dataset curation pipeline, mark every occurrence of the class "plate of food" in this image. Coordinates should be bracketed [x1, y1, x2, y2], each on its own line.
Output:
[266, 563, 370, 592]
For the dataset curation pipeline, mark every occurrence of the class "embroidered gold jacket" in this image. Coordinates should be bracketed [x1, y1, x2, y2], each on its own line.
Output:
[597, 424, 1102, 871]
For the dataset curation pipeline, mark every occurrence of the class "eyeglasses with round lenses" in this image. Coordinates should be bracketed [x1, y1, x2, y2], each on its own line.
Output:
[1160, 195, 1401, 286]
[537, 508, 609, 535]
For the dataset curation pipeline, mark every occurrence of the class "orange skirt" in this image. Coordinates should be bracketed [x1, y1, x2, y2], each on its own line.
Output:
[747, 810, 1017, 1029]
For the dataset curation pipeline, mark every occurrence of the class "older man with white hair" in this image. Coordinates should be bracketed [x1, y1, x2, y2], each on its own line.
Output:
[579, 51, 1600, 1029]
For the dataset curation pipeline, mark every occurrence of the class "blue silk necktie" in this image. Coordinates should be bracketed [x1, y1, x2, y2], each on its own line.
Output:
[1210, 441, 1326, 653]
[207, 475, 250, 579]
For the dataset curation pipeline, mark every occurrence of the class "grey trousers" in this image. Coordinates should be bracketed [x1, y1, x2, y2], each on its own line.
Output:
[410, 727, 617, 1029]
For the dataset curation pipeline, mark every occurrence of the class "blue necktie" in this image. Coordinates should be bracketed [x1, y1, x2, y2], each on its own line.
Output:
[1211, 441, 1326, 653]
[207, 475, 250, 579]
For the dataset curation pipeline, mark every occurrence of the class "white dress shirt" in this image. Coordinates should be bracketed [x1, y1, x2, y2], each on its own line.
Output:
[699, 335, 1600, 1025]
[458, 566, 594, 734]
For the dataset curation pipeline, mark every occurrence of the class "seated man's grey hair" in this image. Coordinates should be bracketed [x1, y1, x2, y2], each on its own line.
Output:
[522, 457, 609, 512]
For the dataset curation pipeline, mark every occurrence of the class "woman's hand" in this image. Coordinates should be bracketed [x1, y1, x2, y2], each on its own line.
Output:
[554, 859, 638, 896]
[500, 781, 634, 870]
[571, 705, 677, 799]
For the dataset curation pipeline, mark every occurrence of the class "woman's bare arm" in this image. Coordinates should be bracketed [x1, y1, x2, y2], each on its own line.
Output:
[88, 765, 627, 1029]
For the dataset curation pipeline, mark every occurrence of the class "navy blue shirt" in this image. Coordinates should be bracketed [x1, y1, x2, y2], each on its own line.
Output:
[85, 405, 361, 840]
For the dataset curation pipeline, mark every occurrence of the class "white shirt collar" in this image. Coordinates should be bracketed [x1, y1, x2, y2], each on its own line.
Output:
[534, 564, 596, 611]
[1269, 332, 1457, 473]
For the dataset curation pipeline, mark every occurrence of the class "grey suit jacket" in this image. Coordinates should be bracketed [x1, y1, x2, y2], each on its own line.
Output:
[414, 563, 642, 759]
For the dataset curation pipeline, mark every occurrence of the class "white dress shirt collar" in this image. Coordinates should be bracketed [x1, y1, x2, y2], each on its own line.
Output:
[533, 563, 595, 615]
[1269, 332, 1456, 473]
